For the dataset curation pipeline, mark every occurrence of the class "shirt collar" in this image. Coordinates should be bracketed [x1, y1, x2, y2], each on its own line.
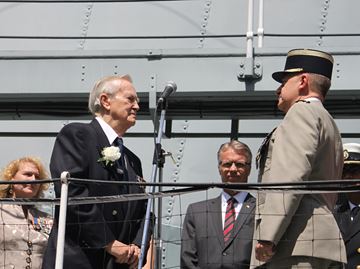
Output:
[221, 191, 248, 204]
[304, 97, 323, 103]
[95, 117, 121, 145]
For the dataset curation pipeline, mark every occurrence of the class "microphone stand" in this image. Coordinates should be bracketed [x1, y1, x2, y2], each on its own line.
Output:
[138, 98, 168, 269]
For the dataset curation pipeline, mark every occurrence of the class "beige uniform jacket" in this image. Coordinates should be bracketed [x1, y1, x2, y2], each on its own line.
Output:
[252, 100, 346, 268]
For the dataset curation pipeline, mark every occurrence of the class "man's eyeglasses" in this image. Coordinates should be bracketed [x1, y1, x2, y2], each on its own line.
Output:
[220, 161, 251, 169]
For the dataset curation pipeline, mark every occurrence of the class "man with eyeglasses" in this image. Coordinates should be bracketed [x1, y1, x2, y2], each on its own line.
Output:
[181, 140, 256, 269]
[253, 49, 346, 269]
[43, 75, 153, 269]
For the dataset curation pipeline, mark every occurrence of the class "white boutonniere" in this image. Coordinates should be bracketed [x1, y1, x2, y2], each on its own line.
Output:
[98, 146, 121, 166]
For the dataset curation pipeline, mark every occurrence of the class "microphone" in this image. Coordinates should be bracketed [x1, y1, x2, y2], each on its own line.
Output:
[158, 81, 177, 103]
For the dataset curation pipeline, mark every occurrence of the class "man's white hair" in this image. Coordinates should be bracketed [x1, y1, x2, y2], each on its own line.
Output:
[88, 74, 133, 115]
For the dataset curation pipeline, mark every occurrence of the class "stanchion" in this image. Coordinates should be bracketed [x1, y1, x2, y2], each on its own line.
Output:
[138, 92, 174, 269]
[55, 171, 70, 269]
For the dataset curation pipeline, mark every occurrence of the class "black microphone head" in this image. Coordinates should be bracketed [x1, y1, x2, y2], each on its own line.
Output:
[166, 81, 177, 92]
[158, 81, 177, 103]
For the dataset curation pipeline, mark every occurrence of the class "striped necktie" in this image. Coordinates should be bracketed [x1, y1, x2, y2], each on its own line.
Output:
[224, 197, 236, 243]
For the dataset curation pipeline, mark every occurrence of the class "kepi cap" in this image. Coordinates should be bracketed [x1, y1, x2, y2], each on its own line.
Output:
[343, 143, 360, 165]
[272, 48, 334, 83]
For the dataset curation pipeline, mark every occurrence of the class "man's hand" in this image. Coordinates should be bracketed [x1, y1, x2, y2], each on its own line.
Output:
[106, 240, 140, 266]
[255, 240, 275, 262]
[127, 244, 140, 269]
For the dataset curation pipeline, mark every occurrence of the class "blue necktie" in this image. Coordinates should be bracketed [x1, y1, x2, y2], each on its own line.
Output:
[115, 137, 124, 157]
[351, 206, 360, 221]
[114, 137, 126, 176]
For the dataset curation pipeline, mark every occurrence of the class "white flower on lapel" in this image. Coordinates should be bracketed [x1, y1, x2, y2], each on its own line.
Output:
[98, 146, 121, 166]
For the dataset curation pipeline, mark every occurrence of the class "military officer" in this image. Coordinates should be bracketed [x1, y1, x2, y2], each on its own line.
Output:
[252, 49, 346, 269]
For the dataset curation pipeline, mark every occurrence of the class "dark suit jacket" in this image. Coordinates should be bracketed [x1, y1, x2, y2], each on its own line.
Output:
[334, 196, 360, 269]
[181, 193, 255, 269]
[42, 119, 152, 269]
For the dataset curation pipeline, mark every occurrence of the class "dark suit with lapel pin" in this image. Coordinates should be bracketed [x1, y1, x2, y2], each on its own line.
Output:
[181, 193, 255, 269]
[42, 119, 151, 269]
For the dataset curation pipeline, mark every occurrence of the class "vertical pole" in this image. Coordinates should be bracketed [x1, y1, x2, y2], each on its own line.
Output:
[245, 0, 255, 78]
[156, 167, 163, 269]
[246, 0, 254, 58]
[138, 108, 167, 269]
[258, 0, 264, 48]
[55, 171, 70, 269]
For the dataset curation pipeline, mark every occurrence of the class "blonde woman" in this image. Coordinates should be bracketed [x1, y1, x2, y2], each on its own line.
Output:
[0, 157, 53, 269]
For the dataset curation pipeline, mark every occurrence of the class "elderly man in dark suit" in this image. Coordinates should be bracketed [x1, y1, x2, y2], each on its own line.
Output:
[42, 75, 152, 269]
[334, 143, 360, 269]
[253, 49, 346, 269]
[181, 140, 256, 269]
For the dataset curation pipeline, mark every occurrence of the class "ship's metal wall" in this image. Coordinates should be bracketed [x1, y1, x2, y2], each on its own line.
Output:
[0, 0, 359, 95]
[0, 0, 360, 268]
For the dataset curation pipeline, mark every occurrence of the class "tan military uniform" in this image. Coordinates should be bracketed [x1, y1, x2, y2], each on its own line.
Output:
[251, 100, 346, 268]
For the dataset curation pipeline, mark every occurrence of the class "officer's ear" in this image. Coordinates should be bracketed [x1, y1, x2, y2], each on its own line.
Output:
[298, 74, 310, 96]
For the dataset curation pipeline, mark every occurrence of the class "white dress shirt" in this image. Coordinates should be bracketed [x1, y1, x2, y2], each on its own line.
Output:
[221, 191, 248, 229]
[95, 116, 121, 144]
